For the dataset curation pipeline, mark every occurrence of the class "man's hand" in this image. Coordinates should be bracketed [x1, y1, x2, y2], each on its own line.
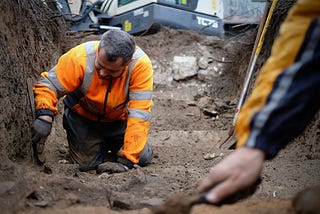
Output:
[198, 147, 265, 204]
[96, 162, 128, 174]
[31, 116, 52, 143]
[31, 116, 52, 164]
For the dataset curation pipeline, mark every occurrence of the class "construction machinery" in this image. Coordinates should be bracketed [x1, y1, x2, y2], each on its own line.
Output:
[48, 0, 266, 37]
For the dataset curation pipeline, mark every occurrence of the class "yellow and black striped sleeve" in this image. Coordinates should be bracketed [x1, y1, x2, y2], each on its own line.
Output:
[235, 0, 320, 159]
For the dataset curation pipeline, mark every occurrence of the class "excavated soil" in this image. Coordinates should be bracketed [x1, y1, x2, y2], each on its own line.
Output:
[0, 1, 319, 214]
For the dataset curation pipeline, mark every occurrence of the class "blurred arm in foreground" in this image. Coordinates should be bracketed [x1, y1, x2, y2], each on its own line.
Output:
[198, 0, 320, 204]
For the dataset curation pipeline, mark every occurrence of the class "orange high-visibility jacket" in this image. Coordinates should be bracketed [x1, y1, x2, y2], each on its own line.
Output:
[235, 0, 320, 159]
[33, 41, 153, 164]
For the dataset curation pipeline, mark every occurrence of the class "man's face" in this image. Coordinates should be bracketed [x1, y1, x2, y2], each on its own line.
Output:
[95, 48, 127, 80]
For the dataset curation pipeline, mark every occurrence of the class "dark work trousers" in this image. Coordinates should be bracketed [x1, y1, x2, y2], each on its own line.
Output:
[63, 107, 153, 171]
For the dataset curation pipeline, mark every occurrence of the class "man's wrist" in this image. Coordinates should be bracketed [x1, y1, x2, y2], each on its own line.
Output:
[242, 147, 266, 160]
[38, 115, 53, 123]
[36, 109, 54, 119]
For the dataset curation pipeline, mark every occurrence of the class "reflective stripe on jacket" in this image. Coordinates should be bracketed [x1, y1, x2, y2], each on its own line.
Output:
[235, 0, 320, 159]
[34, 41, 153, 163]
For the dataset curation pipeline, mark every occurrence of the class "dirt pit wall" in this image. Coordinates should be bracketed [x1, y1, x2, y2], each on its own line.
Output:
[0, 0, 66, 162]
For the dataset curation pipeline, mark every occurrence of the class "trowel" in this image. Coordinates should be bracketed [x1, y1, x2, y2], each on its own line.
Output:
[151, 178, 261, 214]
[31, 136, 47, 165]
[151, 193, 208, 214]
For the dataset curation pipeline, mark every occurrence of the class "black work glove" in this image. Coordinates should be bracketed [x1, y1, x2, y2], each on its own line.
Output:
[31, 117, 52, 143]
[31, 117, 52, 164]
[96, 162, 128, 174]
[117, 157, 134, 169]
[96, 157, 134, 174]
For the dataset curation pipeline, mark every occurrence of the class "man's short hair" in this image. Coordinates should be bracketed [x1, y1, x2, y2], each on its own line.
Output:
[99, 29, 136, 64]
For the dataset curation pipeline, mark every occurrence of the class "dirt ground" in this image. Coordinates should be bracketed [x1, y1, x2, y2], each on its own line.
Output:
[0, 1, 319, 214]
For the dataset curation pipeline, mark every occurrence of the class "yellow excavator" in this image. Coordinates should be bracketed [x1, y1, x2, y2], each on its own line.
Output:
[48, 0, 265, 37]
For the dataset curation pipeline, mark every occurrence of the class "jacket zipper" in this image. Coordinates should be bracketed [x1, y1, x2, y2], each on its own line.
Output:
[98, 79, 113, 122]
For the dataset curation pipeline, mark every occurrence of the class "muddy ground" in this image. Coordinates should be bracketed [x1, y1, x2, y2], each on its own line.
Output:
[0, 1, 319, 214]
